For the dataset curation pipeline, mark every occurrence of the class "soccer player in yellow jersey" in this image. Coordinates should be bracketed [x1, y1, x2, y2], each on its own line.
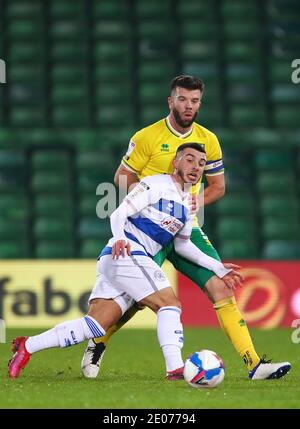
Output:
[81, 75, 291, 381]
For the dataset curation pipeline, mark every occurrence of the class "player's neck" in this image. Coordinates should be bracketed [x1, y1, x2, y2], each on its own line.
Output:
[167, 114, 193, 135]
[171, 173, 192, 193]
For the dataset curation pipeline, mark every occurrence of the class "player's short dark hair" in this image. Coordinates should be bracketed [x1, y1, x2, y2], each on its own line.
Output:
[175, 143, 206, 158]
[170, 75, 204, 94]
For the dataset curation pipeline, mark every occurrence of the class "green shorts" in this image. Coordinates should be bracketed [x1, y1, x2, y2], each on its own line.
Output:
[153, 228, 221, 290]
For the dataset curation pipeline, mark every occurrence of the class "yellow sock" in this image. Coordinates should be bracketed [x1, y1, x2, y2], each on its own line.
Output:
[93, 304, 140, 346]
[214, 296, 260, 371]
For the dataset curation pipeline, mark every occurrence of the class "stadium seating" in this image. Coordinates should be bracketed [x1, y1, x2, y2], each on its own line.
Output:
[0, 0, 299, 260]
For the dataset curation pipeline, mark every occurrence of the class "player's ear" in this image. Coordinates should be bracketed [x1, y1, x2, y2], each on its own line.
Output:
[172, 158, 178, 170]
[167, 96, 172, 110]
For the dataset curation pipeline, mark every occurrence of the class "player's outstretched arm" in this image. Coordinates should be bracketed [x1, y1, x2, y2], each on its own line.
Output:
[174, 237, 243, 289]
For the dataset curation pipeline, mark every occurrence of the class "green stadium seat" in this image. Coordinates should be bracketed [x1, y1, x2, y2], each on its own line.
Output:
[94, 64, 131, 82]
[95, 106, 134, 126]
[0, 240, 31, 258]
[7, 1, 42, 18]
[254, 149, 294, 170]
[79, 196, 98, 216]
[0, 150, 27, 191]
[223, 21, 261, 39]
[271, 84, 300, 103]
[7, 19, 44, 39]
[216, 217, 257, 240]
[178, 0, 215, 18]
[140, 105, 169, 126]
[0, 219, 28, 240]
[93, 0, 128, 19]
[0, 193, 29, 220]
[31, 171, 72, 193]
[10, 63, 44, 83]
[221, 1, 259, 18]
[94, 20, 129, 39]
[263, 240, 300, 259]
[52, 64, 88, 83]
[139, 61, 175, 82]
[260, 195, 299, 216]
[79, 218, 111, 239]
[95, 84, 132, 103]
[50, 19, 87, 40]
[226, 64, 262, 83]
[183, 62, 218, 83]
[216, 193, 256, 216]
[52, 106, 89, 126]
[269, 60, 293, 83]
[219, 239, 258, 259]
[181, 41, 218, 61]
[230, 105, 268, 127]
[225, 42, 262, 61]
[274, 106, 300, 127]
[181, 21, 218, 40]
[52, 84, 88, 104]
[261, 217, 300, 240]
[34, 195, 73, 217]
[35, 241, 74, 258]
[10, 107, 45, 126]
[256, 172, 296, 193]
[94, 42, 130, 61]
[9, 42, 44, 61]
[242, 128, 282, 146]
[50, 1, 85, 17]
[34, 218, 73, 240]
[80, 239, 106, 258]
[138, 21, 174, 40]
[31, 150, 71, 170]
[139, 83, 169, 103]
[228, 83, 264, 104]
[136, 0, 172, 18]
[51, 42, 87, 61]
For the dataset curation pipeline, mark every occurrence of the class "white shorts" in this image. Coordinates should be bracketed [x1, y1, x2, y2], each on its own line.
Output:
[89, 254, 171, 314]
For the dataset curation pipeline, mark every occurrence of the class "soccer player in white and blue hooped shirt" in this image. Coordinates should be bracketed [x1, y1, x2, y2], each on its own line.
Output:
[9, 143, 243, 380]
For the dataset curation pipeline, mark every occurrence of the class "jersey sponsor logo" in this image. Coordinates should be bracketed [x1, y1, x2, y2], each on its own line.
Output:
[154, 270, 166, 282]
[160, 143, 170, 152]
[124, 139, 136, 160]
[127, 185, 146, 200]
[160, 217, 182, 233]
[140, 181, 150, 190]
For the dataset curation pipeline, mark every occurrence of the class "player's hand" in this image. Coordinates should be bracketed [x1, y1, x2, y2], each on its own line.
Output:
[112, 240, 131, 259]
[188, 195, 200, 214]
[222, 263, 244, 290]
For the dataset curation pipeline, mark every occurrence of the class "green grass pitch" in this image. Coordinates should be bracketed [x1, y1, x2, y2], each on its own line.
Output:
[0, 327, 299, 409]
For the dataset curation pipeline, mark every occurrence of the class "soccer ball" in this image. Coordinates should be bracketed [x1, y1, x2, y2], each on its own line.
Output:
[184, 349, 225, 388]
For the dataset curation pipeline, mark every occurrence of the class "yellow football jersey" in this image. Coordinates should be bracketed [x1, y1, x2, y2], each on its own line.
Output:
[122, 116, 224, 181]
[122, 117, 224, 229]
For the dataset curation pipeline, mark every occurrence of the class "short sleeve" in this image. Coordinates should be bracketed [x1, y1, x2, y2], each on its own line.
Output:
[122, 129, 151, 175]
[124, 177, 159, 214]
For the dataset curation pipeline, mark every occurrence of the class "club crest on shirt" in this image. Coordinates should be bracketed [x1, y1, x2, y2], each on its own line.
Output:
[154, 270, 166, 282]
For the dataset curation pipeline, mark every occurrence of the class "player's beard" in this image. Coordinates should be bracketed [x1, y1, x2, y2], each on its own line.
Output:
[172, 107, 198, 129]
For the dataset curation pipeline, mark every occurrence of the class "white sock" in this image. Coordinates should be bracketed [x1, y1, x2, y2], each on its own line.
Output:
[157, 306, 184, 372]
[25, 316, 105, 354]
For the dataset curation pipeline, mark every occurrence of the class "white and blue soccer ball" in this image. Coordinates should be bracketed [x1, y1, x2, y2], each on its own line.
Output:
[184, 349, 225, 388]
